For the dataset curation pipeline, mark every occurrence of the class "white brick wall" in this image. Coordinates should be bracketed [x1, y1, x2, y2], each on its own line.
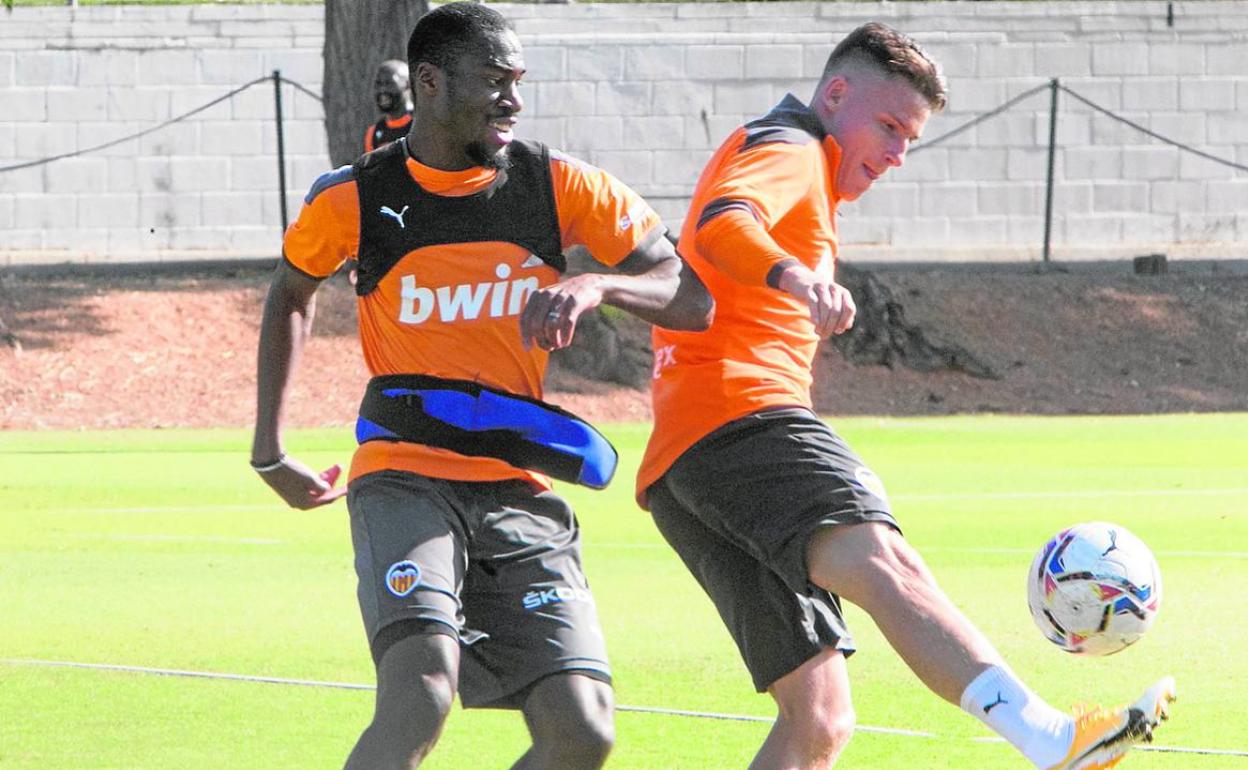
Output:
[1, 1, 1246, 265]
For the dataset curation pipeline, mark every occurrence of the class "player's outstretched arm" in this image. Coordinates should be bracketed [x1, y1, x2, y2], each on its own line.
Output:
[521, 233, 713, 351]
[251, 260, 346, 509]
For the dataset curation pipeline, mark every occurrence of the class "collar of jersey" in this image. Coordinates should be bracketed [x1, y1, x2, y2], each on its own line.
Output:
[384, 113, 413, 129]
[771, 93, 827, 139]
[770, 93, 844, 200]
[402, 152, 498, 197]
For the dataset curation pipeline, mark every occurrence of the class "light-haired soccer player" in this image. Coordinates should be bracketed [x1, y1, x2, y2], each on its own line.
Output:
[250, 4, 711, 769]
[638, 22, 1174, 770]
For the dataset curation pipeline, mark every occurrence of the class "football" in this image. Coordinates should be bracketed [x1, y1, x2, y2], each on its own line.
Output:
[1027, 522, 1162, 656]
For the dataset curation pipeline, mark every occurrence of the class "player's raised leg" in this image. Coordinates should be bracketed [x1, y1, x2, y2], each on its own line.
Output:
[513, 673, 615, 770]
[807, 522, 1175, 769]
[807, 522, 1002, 702]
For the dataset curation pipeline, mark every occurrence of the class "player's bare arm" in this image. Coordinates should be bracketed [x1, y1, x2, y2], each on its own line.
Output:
[521, 233, 713, 351]
[251, 260, 347, 509]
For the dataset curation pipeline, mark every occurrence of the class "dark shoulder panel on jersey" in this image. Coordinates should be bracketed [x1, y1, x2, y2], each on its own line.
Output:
[304, 165, 357, 205]
[697, 198, 759, 229]
[741, 124, 815, 152]
[741, 94, 827, 153]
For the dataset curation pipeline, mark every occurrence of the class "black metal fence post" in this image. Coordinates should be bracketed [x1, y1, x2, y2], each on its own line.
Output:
[1041, 78, 1060, 264]
[273, 69, 289, 237]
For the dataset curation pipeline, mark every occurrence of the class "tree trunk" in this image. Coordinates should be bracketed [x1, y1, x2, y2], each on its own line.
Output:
[322, 0, 428, 168]
[831, 263, 999, 379]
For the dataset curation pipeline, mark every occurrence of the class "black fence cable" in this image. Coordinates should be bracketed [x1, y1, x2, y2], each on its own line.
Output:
[283, 77, 325, 105]
[1058, 84, 1248, 174]
[0, 76, 269, 174]
[0, 75, 324, 175]
[3, 74, 1243, 178]
[910, 81, 1052, 154]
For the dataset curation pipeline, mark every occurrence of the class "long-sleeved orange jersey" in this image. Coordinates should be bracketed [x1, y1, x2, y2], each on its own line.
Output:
[637, 95, 845, 506]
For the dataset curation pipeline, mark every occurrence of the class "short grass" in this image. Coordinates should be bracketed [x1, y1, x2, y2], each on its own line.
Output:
[2, 414, 1246, 769]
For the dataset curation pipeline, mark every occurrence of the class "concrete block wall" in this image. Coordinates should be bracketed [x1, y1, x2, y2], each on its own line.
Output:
[1, 2, 1246, 265]
[0, 4, 326, 263]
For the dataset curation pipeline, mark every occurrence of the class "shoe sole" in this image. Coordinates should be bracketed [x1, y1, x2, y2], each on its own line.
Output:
[1128, 675, 1177, 745]
[1066, 677, 1177, 770]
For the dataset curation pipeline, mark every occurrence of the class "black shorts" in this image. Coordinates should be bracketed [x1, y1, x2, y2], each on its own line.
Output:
[347, 470, 611, 709]
[647, 408, 899, 692]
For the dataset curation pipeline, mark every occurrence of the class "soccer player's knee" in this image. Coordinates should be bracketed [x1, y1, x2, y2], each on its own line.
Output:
[530, 679, 615, 764]
[418, 667, 457, 719]
[568, 686, 616, 753]
[531, 707, 614, 767]
[795, 700, 856, 758]
[563, 705, 616, 762]
[824, 706, 857, 755]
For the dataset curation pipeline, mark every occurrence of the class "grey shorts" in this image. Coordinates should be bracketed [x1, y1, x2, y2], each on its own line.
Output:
[347, 470, 611, 709]
[646, 408, 899, 692]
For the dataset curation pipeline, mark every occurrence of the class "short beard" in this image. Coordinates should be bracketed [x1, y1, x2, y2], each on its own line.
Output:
[375, 93, 396, 112]
[467, 140, 511, 171]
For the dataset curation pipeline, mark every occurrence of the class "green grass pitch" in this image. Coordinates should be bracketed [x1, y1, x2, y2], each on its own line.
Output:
[2, 414, 1246, 768]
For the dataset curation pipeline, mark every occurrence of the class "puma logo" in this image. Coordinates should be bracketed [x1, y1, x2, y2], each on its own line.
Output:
[380, 205, 410, 228]
[1102, 529, 1119, 557]
[983, 692, 1008, 714]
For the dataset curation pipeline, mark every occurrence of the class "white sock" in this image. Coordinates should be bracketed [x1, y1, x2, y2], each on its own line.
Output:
[959, 665, 1074, 769]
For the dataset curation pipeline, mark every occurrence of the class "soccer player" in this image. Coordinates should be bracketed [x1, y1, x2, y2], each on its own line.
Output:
[364, 59, 414, 153]
[637, 22, 1174, 770]
[250, 4, 712, 769]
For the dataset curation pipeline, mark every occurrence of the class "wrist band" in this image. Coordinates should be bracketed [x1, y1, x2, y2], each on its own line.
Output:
[250, 454, 287, 473]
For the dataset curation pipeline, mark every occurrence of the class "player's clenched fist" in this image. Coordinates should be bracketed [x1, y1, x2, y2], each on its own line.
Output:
[776, 263, 857, 338]
[520, 274, 606, 351]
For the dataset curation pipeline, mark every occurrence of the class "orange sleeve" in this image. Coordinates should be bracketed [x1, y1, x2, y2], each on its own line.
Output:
[692, 140, 816, 286]
[363, 124, 375, 153]
[694, 210, 797, 288]
[283, 168, 360, 279]
[549, 150, 662, 268]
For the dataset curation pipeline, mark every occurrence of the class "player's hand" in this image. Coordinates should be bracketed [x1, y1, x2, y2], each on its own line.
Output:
[253, 455, 347, 510]
[777, 264, 856, 338]
[520, 274, 606, 351]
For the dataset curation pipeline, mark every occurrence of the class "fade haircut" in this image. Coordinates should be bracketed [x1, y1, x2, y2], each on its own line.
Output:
[407, 2, 514, 76]
[823, 22, 947, 112]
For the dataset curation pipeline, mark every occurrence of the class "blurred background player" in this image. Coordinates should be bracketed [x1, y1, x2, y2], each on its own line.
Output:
[364, 59, 414, 153]
[637, 21, 1174, 770]
[250, 4, 711, 769]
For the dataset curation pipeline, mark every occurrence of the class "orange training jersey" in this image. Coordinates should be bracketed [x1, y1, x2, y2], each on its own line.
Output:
[637, 94, 844, 506]
[284, 144, 662, 486]
[364, 112, 413, 153]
